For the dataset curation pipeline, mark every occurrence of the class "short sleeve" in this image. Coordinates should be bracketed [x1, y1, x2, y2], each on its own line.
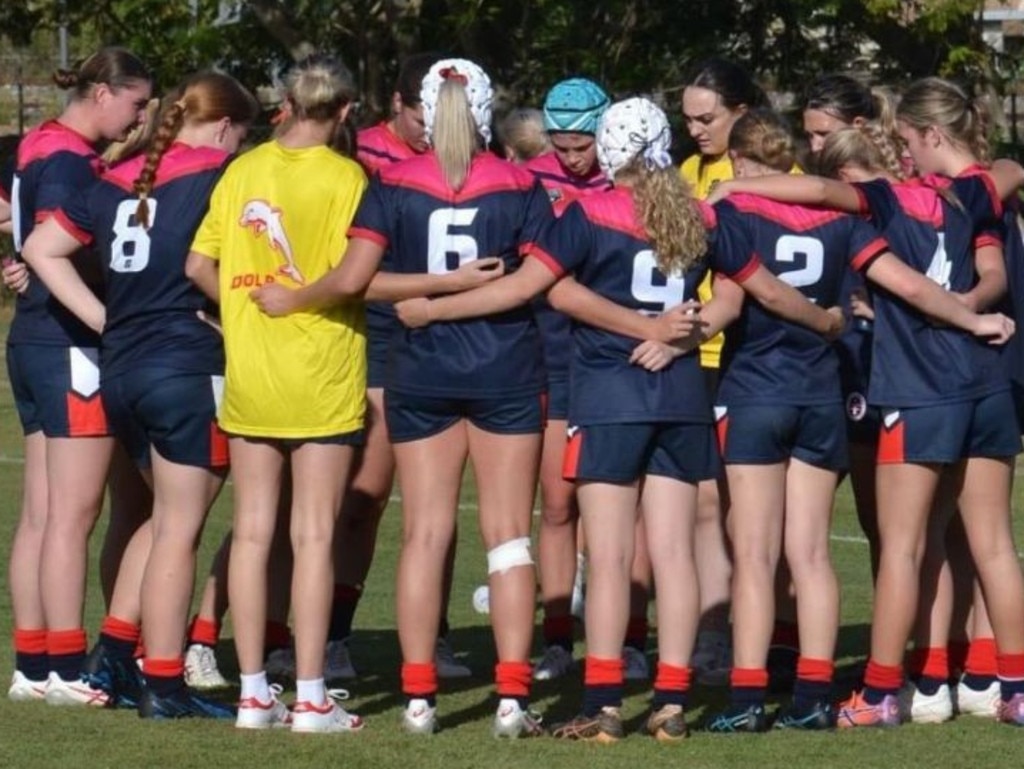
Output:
[34, 153, 98, 222]
[847, 217, 889, 273]
[517, 179, 555, 253]
[348, 174, 391, 248]
[53, 186, 94, 245]
[708, 201, 761, 282]
[853, 179, 898, 230]
[952, 174, 1002, 229]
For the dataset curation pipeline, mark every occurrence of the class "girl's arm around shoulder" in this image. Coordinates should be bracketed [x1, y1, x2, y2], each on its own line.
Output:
[708, 175, 862, 212]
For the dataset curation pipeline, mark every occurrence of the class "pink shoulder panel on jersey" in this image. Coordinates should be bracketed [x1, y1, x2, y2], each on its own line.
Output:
[103, 144, 230, 193]
[889, 180, 944, 227]
[577, 187, 646, 241]
[17, 121, 98, 171]
[725, 192, 846, 231]
[380, 152, 534, 202]
[357, 122, 417, 174]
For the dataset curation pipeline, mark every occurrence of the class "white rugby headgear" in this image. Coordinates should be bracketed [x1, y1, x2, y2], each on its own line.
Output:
[420, 58, 493, 146]
[596, 97, 673, 179]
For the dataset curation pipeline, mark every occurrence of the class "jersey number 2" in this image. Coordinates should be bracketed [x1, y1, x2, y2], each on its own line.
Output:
[776, 235, 824, 299]
[110, 199, 157, 273]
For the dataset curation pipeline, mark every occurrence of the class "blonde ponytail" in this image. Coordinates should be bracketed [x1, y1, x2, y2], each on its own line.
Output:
[433, 79, 479, 191]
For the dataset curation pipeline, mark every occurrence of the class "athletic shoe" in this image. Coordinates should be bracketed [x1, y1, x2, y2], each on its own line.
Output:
[692, 630, 731, 687]
[623, 646, 650, 681]
[533, 645, 575, 681]
[137, 686, 235, 719]
[291, 689, 364, 733]
[836, 690, 901, 728]
[82, 641, 144, 708]
[957, 678, 999, 718]
[549, 707, 623, 743]
[44, 672, 111, 707]
[402, 698, 439, 735]
[997, 692, 1024, 726]
[570, 554, 586, 621]
[435, 637, 471, 679]
[8, 671, 47, 702]
[898, 680, 954, 724]
[265, 647, 296, 681]
[236, 683, 291, 729]
[646, 704, 689, 741]
[184, 644, 230, 690]
[707, 703, 769, 733]
[773, 699, 836, 730]
[492, 698, 543, 738]
[324, 640, 357, 682]
[767, 645, 798, 693]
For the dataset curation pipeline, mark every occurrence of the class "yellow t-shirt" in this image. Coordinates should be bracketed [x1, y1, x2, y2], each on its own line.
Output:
[680, 153, 734, 369]
[191, 141, 368, 438]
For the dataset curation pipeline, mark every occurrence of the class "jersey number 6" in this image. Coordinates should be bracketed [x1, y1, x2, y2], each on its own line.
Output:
[427, 207, 479, 274]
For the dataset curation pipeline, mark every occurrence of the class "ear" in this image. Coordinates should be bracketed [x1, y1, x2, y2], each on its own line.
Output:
[926, 124, 943, 148]
[215, 116, 233, 145]
[851, 116, 867, 129]
[92, 82, 113, 106]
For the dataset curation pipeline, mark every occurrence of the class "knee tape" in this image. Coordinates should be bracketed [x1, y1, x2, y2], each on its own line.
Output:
[486, 536, 533, 575]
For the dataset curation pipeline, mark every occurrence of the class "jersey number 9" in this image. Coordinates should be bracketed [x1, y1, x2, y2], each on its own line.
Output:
[630, 249, 686, 315]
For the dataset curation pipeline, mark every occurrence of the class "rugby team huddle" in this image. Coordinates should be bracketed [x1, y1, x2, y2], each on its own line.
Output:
[3, 43, 1024, 742]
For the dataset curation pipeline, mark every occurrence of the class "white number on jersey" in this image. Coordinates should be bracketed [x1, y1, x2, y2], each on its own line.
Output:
[775, 234, 825, 300]
[10, 174, 23, 253]
[427, 207, 479, 274]
[630, 249, 686, 314]
[109, 198, 156, 273]
[925, 232, 952, 290]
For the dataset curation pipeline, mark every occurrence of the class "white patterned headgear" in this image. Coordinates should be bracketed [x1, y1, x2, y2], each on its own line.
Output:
[596, 97, 673, 179]
[420, 58, 493, 146]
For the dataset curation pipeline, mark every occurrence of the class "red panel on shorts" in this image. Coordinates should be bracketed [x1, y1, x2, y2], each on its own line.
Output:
[562, 429, 582, 480]
[715, 415, 729, 455]
[210, 423, 230, 468]
[877, 419, 905, 464]
[66, 392, 108, 437]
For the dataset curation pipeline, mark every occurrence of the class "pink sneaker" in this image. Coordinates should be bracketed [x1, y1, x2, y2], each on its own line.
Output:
[997, 692, 1024, 726]
[836, 690, 901, 728]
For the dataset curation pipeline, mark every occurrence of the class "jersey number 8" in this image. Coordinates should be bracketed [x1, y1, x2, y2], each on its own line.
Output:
[110, 198, 157, 273]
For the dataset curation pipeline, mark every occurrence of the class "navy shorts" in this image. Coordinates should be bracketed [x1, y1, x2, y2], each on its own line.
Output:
[877, 391, 1022, 465]
[384, 390, 544, 443]
[102, 368, 229, 470]
[844, 389, 881, 446]
[544, 378, 570, 422]
[715, 402, 849, 471]
[7, 343, 110, 438]
[562, 422, 719, 485]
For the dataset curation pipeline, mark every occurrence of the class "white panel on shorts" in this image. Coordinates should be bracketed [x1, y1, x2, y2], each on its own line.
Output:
[68, 347, 101, 398]
[210, 375, 225, 414]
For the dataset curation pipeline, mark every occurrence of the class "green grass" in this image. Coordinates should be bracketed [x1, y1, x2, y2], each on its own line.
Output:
[0, 302, 1023, 768]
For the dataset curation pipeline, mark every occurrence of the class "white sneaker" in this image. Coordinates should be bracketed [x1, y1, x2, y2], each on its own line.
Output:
[8, 671, 47, 702]
[402, 697, 439, 735]
[692, 630, 732, 687]
[44, 671, 110, 707]
[899, 680, 954, 723]
[570, 554, 586, 620]
[436, 637, 471, 679]
[291, 689, 364, 733]
[472, 585, 491, 615]
[324, 639, 357, 681]
[957, 678, 1000, 718]
[265, 647, 296, 681]
[492, 698, 543, 738]
[185, 644, 230, 690]
[533, 645, 575, 681]
[236, 683, 291, 729]
[623, 646, 650, 681]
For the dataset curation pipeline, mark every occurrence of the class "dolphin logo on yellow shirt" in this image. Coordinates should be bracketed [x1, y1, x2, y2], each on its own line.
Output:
[239, 199, 305, 285]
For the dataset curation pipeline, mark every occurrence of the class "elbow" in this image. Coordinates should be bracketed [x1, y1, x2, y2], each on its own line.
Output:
[184, 253, 204, 283]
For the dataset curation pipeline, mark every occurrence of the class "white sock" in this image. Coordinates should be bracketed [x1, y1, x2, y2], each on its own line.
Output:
[239, 671, 270, 702]
[296, 677, 326, 705]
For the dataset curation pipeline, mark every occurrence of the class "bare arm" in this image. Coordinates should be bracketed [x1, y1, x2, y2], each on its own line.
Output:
[0, 197, 10, 234]
[988, 159, 1024, 201]
[365, 257, 505, 302]
[708, 175, 863, 212]
[185, 251, 220, 303]
[22, 218, 105, 333]
[959, 243, 1006, 311]
[739, 264, 844, 339]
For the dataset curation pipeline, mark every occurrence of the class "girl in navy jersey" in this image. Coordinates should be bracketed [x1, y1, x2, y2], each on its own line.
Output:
[4, 48, 152, 706]
[391, 98, 861, 742]
[251, 58, 549, 737]
[22, 72, 258, 719]
[708, 101, 1024, 728]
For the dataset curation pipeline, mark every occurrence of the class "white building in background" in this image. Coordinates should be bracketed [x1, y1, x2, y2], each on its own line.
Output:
[980, 1, 1024, 144]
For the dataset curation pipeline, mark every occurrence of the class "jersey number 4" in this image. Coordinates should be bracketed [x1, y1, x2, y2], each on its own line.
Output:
[109, 199, 157, 273]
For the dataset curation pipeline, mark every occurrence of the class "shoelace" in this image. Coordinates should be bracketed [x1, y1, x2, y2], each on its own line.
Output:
[196, 647, 220, 676]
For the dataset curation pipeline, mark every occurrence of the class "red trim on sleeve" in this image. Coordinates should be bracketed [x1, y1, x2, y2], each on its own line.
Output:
[729, 254, 762, 284]
[34, 208, 58, 224]
[850, 237, 889, 273]
[853, 185, 870, 216]
[978, 172, 1004, 219]
[975, 233, 1002, 250]
[52, 209, 93, 246]
[527, 245, 567, 278]
[347, 226, 388, 248]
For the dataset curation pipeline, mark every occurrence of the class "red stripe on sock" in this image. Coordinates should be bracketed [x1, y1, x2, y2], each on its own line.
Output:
[13, 628, 47, 654]
[654, 662, 691, 692]
[142, 657, 184, 679]
[47, 629, 87, 656]
[864, 659, 903, 690]
[965, 638, 998, 677]
[997, 652, 1024, 681]
[265, 621, 292, 650]
[585, 656, 624, 686]
[626, 617, 648, 647]
[771, 621, 799, 649]
[495, 661, 532, 698]
[101, 616, 141, 644]
[907, 647, 948, 680]
[187, 615, 218, 647]
[543, 616, 574, 645]
[730, 667, 769, 688]
[796, 657, 834, 684]
[402, 662, 438, 697]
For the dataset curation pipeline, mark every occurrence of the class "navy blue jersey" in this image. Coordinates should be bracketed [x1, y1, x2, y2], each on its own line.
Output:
[834, 268, 873, 397]
[56, 143, 227, 378]
[350, 152, 550, 399]
[712, 194, 887, 408]
[529, 187, 711, 425]
[9, 120, 104, 347]
[854, 177, 1006, 407]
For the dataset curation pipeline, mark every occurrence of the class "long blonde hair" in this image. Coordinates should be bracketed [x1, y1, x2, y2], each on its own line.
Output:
[433, 78, 479, 191]
[818, 122, 906, 181]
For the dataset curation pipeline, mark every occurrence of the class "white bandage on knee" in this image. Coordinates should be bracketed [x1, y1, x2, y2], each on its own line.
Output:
[486, 536, 533, 575]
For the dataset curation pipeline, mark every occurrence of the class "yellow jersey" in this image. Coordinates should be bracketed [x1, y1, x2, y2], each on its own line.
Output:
[191, 140, 368, 438]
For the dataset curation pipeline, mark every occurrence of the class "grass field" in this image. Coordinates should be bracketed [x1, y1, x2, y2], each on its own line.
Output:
[0, 302, 1023, 768]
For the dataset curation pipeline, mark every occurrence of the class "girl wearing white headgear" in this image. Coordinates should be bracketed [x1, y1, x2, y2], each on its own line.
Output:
[392, 96, 846, 741]
[250, 57, 551, 737]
